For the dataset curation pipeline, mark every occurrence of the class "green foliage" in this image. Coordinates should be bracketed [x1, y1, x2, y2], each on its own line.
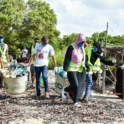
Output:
[48, 50, 64, 69]
[0, 0, 60, 59]
[0, 0, 124, 68]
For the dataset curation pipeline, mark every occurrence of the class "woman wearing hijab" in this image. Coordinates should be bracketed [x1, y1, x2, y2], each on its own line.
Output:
[82, 42, 116, 102]
[62, 33, 87, 107]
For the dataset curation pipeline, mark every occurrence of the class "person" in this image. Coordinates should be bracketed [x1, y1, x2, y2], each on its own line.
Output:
[82, 42, 116, 102]
[28, 38, 40, 86]
[0, 52, 5, 89]
[22, 46, 28, 63]
[29, 36, 57, 100]
[62, 33, 87, 107]
[0, 35, 9, 65]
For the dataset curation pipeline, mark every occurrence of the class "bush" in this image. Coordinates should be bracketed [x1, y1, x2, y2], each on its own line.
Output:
[48, 49, 65, 69]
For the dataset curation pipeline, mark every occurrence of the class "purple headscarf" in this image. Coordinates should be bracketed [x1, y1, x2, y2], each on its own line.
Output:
[63, 33, 86, 55]
[63, 33, 87, 64]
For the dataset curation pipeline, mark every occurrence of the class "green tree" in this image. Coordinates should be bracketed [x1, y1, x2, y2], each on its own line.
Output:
[0, 0, 60, 59]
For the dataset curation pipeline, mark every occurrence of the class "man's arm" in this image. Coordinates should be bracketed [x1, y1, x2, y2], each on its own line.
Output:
[0, 58, 4, 69]
[29, 54, 35, 65]
[49, 45, 57, 67]
[27, 54, 31, 63]
[6, 52, 10, 63]
[27, 46, 32, 63]
[6, 45, 10, 63]
[52, 55, 57, 67]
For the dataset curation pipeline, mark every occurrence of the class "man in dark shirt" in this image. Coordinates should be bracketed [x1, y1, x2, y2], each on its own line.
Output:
[28, 38, 40, 87]
[82, 42, 116, 102]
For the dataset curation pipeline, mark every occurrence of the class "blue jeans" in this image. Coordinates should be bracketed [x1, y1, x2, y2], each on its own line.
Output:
[84, 75, 93, 97]
[35, 66, 48, 96]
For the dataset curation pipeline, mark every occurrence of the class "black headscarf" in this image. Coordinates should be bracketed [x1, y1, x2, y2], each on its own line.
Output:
[90, 42, 102, 65]
[93, 42, 102, 53]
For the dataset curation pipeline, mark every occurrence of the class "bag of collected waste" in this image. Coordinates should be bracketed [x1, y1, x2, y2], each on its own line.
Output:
[55, 74, 69, 95]
[4, 62, 28, 95]
[4, 75, 28, 95]
[54, 66, 69, 95]
[54, 66, 68, 79]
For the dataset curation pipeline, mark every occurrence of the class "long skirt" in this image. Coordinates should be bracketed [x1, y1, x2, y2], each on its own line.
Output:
[65, 69, 86, 103]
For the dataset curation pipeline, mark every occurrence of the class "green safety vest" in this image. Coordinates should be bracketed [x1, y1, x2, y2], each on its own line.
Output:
[67, 45, 86, 72]
[31, 45, 35, 64]
[87, 51, 103, 74]
[0, 44, 7, 63]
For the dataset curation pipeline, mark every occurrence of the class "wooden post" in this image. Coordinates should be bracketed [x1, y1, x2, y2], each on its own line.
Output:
[113, 52, 117, 93]
[102, 22, 108, 94]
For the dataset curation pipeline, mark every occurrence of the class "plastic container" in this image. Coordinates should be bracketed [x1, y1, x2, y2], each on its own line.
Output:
[4, 75, 28, 95]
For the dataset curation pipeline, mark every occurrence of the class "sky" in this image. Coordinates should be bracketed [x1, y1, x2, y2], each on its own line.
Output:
[44, 0, 124, 37]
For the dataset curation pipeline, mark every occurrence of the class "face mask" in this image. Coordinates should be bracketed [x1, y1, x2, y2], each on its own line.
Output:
[0, 38, 4, 43]
[78, 43, 84, 48]
[42, 44, 47, 47]
[34, 42, 39, 46]
[93, 48, 98, 52]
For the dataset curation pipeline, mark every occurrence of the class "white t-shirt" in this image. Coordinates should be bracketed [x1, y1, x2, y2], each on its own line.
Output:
[34, 44, 54, 67]
[22, 49, 28, 58]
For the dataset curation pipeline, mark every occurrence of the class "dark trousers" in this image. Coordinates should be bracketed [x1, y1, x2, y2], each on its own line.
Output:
[65, 69, 86, 103]
[35, 65, 48, 96]
[0, 72, 3, 88]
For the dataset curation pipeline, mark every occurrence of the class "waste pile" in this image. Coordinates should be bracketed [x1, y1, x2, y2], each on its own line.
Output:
[3, 60, 30, 78]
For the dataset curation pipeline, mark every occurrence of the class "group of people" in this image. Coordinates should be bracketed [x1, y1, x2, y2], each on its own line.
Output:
[62, 33, 116, 107]
[0, 33, 116, 107]
[27, 33, 116, 107]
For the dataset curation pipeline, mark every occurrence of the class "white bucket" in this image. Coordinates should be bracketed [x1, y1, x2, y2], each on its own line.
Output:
[4, 75, 28, 95]
[55, 74, 69, 95]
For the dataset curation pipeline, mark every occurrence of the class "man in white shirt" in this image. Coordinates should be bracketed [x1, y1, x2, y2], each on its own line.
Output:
[30, 36, 57, 100]
[22, 46, 28, 63]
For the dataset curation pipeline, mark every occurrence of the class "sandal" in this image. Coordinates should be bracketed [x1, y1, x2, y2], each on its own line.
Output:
[37, 96, 41, 100]
[45, 92, 50, 99]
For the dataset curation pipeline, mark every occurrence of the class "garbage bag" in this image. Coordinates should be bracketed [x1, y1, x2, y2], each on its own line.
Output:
[14, 68, 26, 76]
[55, 66, 67, 79]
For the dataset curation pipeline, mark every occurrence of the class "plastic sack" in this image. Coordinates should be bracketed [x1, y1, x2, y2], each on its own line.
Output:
[54, 66, 67, 79]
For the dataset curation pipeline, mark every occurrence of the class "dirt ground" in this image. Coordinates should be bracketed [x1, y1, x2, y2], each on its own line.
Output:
[0, 70, 124, 124]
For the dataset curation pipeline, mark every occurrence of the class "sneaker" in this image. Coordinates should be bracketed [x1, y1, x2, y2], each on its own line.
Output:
[62, 87, 67, 99]
[73, 102, 81, 107]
